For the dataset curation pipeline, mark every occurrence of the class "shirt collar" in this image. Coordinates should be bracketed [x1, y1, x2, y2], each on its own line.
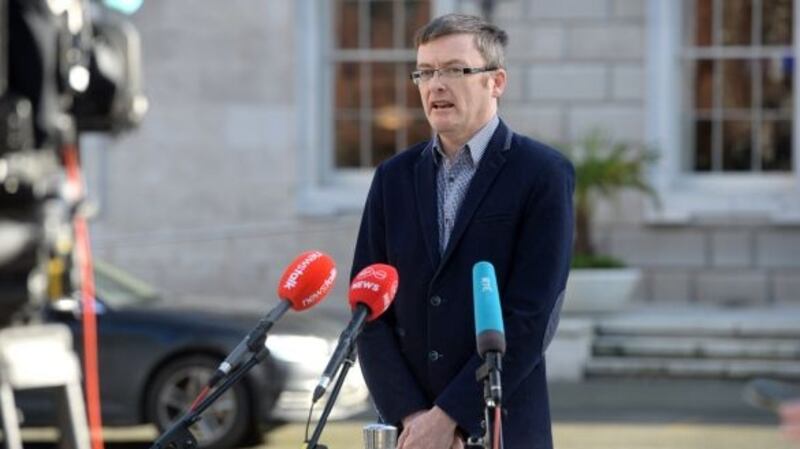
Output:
[432, 115, 500, 166]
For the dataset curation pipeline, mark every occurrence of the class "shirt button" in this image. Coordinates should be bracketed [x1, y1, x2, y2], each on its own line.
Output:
[428, 350, 441, 362]
[448, 176, 455, 183]
[430, 296, 442, 306]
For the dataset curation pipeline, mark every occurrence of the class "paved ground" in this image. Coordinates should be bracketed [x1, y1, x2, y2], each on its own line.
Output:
[21, 421, 795, 449]
[264, 422, 794, 449]
[549, 378, 779, 424]
[18, 378, 798, 449]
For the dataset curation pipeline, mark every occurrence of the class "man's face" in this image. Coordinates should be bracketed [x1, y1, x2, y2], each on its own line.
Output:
[415, 33, 505, 142]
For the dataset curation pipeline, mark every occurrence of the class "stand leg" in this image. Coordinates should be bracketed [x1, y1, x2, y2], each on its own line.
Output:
[0, 382, 22, 449]
[306, 346, 357, 449]
[57, 383, 91, 449]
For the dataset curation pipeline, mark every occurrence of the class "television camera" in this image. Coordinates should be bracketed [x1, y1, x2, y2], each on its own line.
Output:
[0, 0, 145, 326]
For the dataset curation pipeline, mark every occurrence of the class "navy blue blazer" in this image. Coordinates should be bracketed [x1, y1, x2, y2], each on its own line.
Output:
[352, 119, 574, 449]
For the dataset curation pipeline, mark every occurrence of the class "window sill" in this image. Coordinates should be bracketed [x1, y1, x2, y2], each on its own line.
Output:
[643, 175, 800, 226]
[296, 170, 373, 217]
[644, 210, 800, 227]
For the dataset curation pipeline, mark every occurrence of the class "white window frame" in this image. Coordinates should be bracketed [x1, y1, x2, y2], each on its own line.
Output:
[295, 0, 455, 215]
[646, 0, 800, 224]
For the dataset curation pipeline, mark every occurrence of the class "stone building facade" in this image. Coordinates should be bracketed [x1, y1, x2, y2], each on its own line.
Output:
[86, 0, 800, 312]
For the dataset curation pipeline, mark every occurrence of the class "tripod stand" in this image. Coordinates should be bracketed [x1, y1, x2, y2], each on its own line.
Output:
[149, 347, 271, 449]
[303, 345, 358, 449]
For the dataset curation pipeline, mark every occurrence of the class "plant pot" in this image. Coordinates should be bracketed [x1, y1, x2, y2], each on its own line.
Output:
[563, 268, 642, 314]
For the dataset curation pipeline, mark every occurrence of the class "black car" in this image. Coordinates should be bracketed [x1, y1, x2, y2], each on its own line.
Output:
[18, 261, 370, 449]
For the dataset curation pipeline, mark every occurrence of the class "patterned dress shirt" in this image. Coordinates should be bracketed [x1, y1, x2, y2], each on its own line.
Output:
[433, 115, 500, 252]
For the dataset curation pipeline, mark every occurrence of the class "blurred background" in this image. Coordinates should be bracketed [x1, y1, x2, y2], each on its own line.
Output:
[82, 0, 800, 316]
[2, 0, 800, 448]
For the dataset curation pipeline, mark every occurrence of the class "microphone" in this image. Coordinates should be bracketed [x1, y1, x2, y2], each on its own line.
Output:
[472, 261, 505, 405]
[312, 263, 398, 403]
[209, 251, 337, 387]
[473, 261, 505, 356]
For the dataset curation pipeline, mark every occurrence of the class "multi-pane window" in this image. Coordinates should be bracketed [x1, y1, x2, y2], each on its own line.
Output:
[333, 0, 432, 168]
[683, 0, 794, 172]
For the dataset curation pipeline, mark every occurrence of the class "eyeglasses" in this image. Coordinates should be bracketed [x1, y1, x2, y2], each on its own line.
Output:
[410, 66, 498, 85]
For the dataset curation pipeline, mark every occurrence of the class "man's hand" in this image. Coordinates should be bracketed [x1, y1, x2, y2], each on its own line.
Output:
[397, 406, 458, 449]
[402, 410, 426, 429]
[450, 431, 465, 449]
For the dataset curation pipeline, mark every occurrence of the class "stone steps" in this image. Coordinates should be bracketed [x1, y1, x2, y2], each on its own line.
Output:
[594, 335, 800, 360]
[594, 307, 800, 339]
[583, 306, 800, 380]
[586, 357, 800, 380]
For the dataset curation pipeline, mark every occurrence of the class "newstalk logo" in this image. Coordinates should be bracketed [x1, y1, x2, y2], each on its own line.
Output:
[302, 268, 337, 308]
[283, 251, 323, 290]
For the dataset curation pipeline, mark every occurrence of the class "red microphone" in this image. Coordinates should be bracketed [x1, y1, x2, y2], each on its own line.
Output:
[348, 263, 398, 320]
[312, 263, 399, 402]
[278, 250, 338, 310]
[210, 251, 337, 387]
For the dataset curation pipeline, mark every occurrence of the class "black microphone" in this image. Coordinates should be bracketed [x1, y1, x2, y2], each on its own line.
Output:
[208, 251, 337, 388]
[209, 302, 291, 388]
[312, 263, 398, 403]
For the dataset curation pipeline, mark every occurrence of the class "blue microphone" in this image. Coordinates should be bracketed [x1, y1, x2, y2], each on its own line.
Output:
[472, 261, 504, 407]
[472, 261, 506, 357]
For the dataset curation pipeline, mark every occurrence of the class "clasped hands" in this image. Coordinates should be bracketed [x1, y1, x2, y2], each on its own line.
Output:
[397, 406, 464, 449]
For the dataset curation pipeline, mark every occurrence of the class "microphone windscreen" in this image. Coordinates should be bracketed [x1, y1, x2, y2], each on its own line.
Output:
[473, 261, 506, 355]
[277, 251, 337, 311]
[348, 264, 399, 321]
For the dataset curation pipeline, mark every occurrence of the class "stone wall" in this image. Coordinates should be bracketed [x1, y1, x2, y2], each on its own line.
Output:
[602, 224, 800, 305]
[83, 0, 799, 310]
[85, 0, 360, 314]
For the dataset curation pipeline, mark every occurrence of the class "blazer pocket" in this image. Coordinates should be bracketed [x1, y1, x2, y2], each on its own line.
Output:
[472, 212, 514, 224]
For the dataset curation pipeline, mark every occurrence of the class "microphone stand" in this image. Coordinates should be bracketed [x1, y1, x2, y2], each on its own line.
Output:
[304, 344, 357, 449]
[149, 347, 271, 449]
[467, 353, 502, 449]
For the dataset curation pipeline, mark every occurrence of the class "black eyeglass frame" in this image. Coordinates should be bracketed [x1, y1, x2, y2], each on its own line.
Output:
[409, 66, 498, 85]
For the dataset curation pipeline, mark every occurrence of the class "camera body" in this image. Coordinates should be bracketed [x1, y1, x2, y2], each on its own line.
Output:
[0, 0, 144, 325]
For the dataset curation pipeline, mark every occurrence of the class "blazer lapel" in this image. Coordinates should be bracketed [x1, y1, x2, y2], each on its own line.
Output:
[414, 141, 441, 270]
[436, 120, 514, 275]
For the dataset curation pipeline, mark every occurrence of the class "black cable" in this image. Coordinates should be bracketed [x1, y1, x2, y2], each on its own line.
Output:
[304, 400, 316, 443]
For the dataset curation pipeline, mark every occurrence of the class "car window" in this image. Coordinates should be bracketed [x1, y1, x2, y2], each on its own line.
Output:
[93, 261, 160, 308]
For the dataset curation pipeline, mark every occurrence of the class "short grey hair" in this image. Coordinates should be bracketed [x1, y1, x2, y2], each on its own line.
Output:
[414, 14, 509, 69]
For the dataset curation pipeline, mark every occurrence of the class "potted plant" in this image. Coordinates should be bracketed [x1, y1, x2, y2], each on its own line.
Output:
[556, 130, 659, 314]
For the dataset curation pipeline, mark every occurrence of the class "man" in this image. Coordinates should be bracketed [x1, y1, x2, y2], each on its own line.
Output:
[352, 14, 574, 449]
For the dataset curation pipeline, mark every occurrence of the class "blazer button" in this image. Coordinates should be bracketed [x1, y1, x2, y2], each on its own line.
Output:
[428, 350, 441, 362]
[430, 295, 442, 306]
